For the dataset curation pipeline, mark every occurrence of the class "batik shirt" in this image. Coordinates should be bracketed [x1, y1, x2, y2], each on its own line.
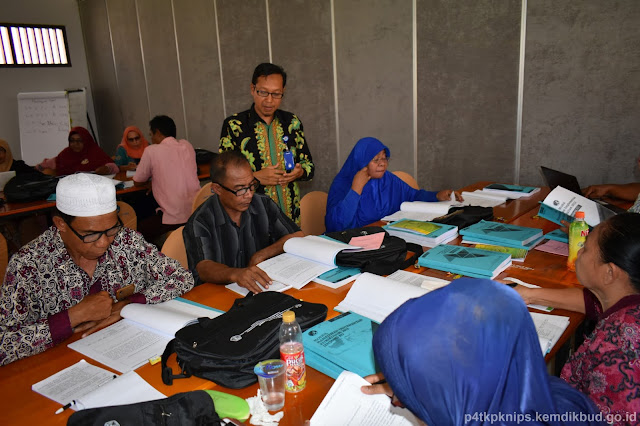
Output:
[561, 289, 640, 424]
[219, 105, 314, 225]
[629, 193, 640, 213]
[0, 227, 195, 366]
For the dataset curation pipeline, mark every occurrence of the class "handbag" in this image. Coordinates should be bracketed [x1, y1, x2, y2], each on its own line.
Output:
[67, 390, 221, 426]
[432, 205, 494, 228]
[161, 291, 327, 389]
[325, 226, 423, 275]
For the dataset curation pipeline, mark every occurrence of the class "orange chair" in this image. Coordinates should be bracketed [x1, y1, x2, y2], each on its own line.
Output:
[161, 226, 188, 269]
[300, 191, 328, 235]
[392, 170, 419, 189]
[192, 183, 213, 213]
[0, 233, 8, 282]
[117, 201, 137, 230]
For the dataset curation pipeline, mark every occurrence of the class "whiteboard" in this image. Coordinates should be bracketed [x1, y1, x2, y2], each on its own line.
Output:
[17, 89, 87, 165]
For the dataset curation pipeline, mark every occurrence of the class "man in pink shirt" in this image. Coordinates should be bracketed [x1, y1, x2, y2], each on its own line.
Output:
[133, 115, 200, 243]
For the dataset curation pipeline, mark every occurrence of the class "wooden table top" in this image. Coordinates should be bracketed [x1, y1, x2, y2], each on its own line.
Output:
[0, 182, 604, 425]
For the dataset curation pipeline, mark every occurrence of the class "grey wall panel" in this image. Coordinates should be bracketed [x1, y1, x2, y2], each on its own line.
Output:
[106, 0, 149, 138]
[173, 0, 225, 150]
[136, 0, 186, 138]
[521, 0, 640, 187]
[269, 0, 336, 193]
[334, 0, 414, 172]
[79, 0, 124, 155]
[416, 0, 521, 190]
[217, 0, 270, 120]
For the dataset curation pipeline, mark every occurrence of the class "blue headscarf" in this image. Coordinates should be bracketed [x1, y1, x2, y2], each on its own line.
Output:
[326, 137, 437, 232]
[373, 278, 604, 425]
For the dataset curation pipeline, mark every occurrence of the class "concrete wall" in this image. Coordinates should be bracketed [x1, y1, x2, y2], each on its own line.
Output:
[6, 0, 638, 193]
[0, 0, 97, 162]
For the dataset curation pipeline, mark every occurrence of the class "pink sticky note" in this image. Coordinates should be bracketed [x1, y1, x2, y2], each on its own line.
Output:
[348, 232, 385, 251]
[534, 240, 569, 256]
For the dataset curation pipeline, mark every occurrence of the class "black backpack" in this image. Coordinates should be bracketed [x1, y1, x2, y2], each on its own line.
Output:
[161, 292, 327, 389]
[325, 226, 423, 275]
[4, 172, 58, 203]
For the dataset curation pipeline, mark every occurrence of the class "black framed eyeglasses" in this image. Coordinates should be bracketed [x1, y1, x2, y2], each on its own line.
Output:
[66, 217, 123, 243]
[213, 179, 260, 197]
[255, 89, 284, 99]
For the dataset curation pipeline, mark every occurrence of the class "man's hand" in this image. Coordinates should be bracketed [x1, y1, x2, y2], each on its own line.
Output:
[254, 166, 284, 186]
[279, 164, 303, 185]
[230, 266, 272, 294]
[583, 184, 611, 199]
[436, 189, 463, 201]
[68, 291, 114, 329]
[361, 372, 392, 396]
[351, 167, 371, 195]
[75, 300, 132, 337]
[94, 165, 111, 175]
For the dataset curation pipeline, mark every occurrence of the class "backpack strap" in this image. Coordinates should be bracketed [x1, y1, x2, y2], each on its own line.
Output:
[161, 339, 191, 385]
[399, 242, 424, 270]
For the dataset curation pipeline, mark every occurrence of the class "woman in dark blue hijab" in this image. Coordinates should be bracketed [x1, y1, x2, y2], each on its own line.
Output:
[325, 137, 457, 232]
[363, 278, 605, 425]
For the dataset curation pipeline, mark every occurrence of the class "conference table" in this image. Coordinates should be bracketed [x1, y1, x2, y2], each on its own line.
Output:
[0, 181, 610, 425]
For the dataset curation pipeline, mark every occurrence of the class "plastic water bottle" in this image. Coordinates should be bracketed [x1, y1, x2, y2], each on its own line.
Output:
[279, 311, 306, 393]
[567, 211, 589, 271]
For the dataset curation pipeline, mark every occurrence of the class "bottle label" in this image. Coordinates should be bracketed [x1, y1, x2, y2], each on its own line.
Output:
[281, 349, 306, 392]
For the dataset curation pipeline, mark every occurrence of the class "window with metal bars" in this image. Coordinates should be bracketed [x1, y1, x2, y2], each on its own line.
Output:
[0, 23, 70, 67]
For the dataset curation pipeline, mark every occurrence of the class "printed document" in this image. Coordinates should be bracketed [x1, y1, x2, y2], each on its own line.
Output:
[310, 371, 420, 426]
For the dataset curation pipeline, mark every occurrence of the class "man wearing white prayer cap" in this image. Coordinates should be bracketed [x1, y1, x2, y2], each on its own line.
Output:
[0, 174, 195, 366]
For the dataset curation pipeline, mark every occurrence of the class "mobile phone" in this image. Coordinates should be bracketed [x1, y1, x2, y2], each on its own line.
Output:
[283, 149, 295, 173]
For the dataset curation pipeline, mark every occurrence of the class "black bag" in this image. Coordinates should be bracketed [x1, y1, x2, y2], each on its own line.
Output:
[161, 292, 327, 389]
[432, 205, 494, 228]
[195, 148, 217, 165]
[325, 226, 423, 275]
[67, 390, 221, 426]
[4, 172, 58, 203]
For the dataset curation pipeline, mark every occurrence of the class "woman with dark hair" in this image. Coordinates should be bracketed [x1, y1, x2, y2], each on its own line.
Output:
[38, 127, 117, 176]
[325, 137, 460, 232]
[361, 278, 604, 425]
[0, 139, 35, 174]
[515, 213, 640, 420]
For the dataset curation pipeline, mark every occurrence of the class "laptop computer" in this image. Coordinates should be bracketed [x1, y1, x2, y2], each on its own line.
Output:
[540, 166, 626, 215]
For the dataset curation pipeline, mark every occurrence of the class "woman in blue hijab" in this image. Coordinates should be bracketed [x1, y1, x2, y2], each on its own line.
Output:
[325, 137, 458, 232]
[362, 278, 604, 425]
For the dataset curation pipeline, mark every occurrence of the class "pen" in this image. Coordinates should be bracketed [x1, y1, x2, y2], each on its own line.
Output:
[506, 283, 517, 287]
[55, 400, 76, 414]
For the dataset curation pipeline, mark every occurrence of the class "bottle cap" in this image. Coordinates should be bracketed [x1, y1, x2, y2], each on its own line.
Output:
[282, 311, 295, 323]
[575, 211, 585, 219]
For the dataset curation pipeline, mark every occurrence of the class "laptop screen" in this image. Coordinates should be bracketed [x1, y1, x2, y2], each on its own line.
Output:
[540, 166, 582, 194]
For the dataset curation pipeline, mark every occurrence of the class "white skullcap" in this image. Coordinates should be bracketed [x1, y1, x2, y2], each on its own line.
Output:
[56, 174, 117, 217]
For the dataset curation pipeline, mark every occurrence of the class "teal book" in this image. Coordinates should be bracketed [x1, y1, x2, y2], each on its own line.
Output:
[544, 229, 569, 244]
[418, 244, 511, 279]
[302, 312, 378, 379]
[484, 183, 538, 193]
[460, 220, 543, 246]
[537, 202, 574, 226]
[461, 234, 544, 251]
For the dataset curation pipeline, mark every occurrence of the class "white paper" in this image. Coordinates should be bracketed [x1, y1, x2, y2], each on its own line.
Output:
[529, 312, 570, 355]
[310, 371, 420, 426]
[225, 280, 292, 296]
[459, 190, 508, 207]
[387, 270, 450, 292]
[542, 186, 604, 227]
[74, 371, 165, 411]
[283, 235, 359, 266]
[503, 277, 553, 312]
[257, 253, 333, 289]
[335, 273, 428, 324]
[32, 359, 116, 405]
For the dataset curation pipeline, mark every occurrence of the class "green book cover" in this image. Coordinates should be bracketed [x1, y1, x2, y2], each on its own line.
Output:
[387, 220, 441, 236]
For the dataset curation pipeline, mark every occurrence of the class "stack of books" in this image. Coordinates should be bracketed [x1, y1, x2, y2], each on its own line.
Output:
[303, 312, 378, 379]
[417, 244, 512, 279]
[384, 219, 458, 247]
[459, 220, 543, 250]
[480, 183, 540, 199]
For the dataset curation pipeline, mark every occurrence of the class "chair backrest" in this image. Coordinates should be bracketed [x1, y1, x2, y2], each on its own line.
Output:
[392, 170, 419, 189]
[117, 201, 137, 230]
[0, 233, 8, 282]
[161, 226, 188, 269]
[192, 182, 213, 213]
[300, 191, 328, 235]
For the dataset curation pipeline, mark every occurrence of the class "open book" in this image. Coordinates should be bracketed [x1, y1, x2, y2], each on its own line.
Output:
[538, 186, 615, 227]
[310, 371, 420, 426]
[68, 298, 223, 373]
[335, 272, 450, 324]
[481, 183, 540, 199]
[226, 235, 360, 295]
[530, 312, 569, 355]
[32, 360, 165, 411]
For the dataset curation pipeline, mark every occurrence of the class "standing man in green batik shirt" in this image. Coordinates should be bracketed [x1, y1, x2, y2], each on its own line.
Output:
[219, 63, 314, 226]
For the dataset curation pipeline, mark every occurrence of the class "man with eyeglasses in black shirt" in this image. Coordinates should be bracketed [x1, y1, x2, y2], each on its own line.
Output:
[184, 151, 302, 293]
[219, 63, 314, 226]
[0, 174, 194, 366]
